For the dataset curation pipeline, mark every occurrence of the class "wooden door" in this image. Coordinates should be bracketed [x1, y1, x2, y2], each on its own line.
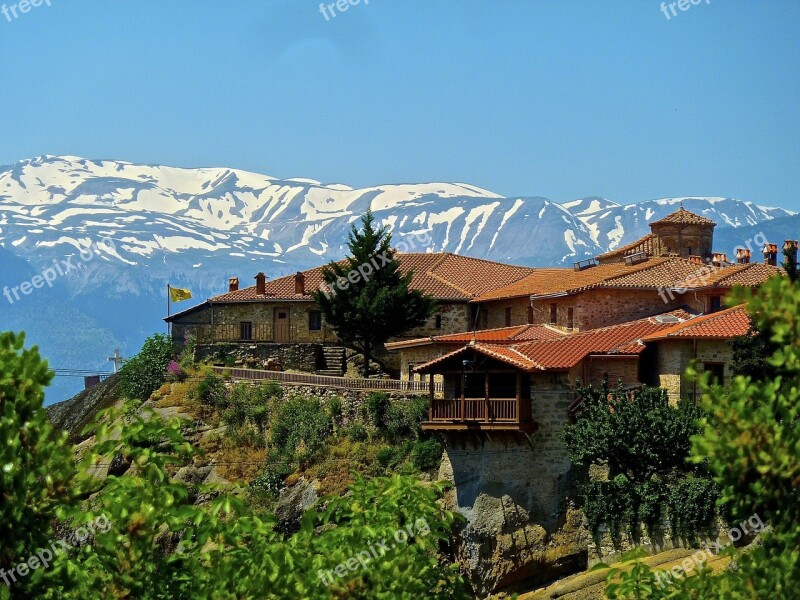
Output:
[273, 308, 290, 343]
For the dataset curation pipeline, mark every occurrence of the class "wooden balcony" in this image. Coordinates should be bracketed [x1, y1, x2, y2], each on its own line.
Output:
[422, 377, 538, 432]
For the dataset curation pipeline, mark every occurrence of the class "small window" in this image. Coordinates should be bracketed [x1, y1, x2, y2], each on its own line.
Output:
[504, 307, 512, 327]
[549, 303, 558, 325]
[709, 296, 722, 313]
[308, 310, 322, 331]
[567, 307, 574, 330]
[435, 314, 442, 329]
[527, 305, 534, 324]
[240, 321, 253, 341]
[278, 311, 288, 319]
[705, 362, 725, 385]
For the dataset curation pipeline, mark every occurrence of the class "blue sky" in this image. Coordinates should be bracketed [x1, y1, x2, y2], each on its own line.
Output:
[1, 0, 798, 210]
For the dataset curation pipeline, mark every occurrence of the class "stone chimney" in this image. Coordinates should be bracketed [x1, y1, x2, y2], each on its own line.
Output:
[763, 243, 779, 266]
[688, 255, 704, 265]
[255, 272, 266, 295]
[712, 253, 729, 267]
[294, 271, 306, 295]
[784, 240, 799, 270]
[735, 248, 751, 264]
[228, 277, 239, 292]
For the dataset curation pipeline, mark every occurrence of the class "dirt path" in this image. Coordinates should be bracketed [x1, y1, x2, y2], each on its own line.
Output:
[517, 548, 732, 600]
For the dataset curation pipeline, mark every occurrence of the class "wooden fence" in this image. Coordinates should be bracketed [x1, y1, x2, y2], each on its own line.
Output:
[212, 366, 444, 394]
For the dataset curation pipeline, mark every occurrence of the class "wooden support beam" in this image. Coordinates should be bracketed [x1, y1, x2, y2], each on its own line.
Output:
[484, 372, 490, 422]
[516, 372, 522, 424]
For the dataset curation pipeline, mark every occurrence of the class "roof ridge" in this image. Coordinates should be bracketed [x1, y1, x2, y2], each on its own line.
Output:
[425, 269, 475, 297]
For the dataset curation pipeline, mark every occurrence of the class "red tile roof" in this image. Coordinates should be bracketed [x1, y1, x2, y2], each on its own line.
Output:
[415, 308, 697, 372]
[641, 305, 750, 340]
[650, 207, 716, 226]
[596, 233, 654, 262]
[385, 324, 565, 350]
[511, 308, 696, 369]
[473, 256, 781, 302]
[210, 253, 534, 303]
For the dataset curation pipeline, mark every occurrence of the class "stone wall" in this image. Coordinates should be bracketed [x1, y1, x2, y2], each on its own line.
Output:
[438, 377, 588, 595]
[396, 344, 453, 382]
[404, 302, 472, 338]
[584, 356, 640, 388]
[479, 296, 532, 329]
[195, 343, 323, 373]
[587, 512, 731, 566]
[655, 338, 735, 402]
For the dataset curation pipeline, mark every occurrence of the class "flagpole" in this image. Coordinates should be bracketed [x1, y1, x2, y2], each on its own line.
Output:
[167, 284, 171, 336]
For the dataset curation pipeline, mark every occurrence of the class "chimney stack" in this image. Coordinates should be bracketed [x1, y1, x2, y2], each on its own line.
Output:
[228, 277, 239, 292]
[735, 248, 751, 264]
[712, 253, 729, 267]
[763, 243, 779, 266]
[688, 255, 704, 265]
[294, 271, 306, 295]
[255, 272, 266, 295]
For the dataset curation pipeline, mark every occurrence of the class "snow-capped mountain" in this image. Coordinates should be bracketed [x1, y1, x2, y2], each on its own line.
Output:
[0, 155, 795, 403]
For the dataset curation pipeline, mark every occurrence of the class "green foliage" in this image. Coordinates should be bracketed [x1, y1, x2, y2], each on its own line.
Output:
[564, 383, 703, 483]
[312, 211, 437, 377]
[411, 439, 443, 472]
[345, 422, 369, 441]
[195, 371, 226, 407]
[118, 333, 174, 401]
[222, 383, 272, 436]
[564, 382, 715, 539]
[0, 332, 76, 597]
[326, 396, 343, 428]
[386, 396, 429, 439]
[270, 396, 331, 466]
[366, 391, 390, 428]
[665, 476, 719, 540]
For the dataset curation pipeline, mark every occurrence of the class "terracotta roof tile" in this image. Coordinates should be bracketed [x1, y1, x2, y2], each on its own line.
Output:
[385, 324, 565, 350]
[415, 308, 697, 372]
[210, 252, 534, 303]
[596, 233, 654, 262]
[510, 308, 697, 369]
[641, 305, 751, 340]
[650, 207, 716, 226]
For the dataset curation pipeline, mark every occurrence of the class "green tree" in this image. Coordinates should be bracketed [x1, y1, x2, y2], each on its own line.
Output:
[313, 211, 436, 377]
[118, 333, 174, 401]
[0, 332, 75, 599]
[563, 383, 712, 537]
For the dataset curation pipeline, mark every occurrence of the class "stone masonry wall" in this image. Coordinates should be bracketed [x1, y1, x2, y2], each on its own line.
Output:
[195, 343, 323, 373]
[404, 302, 471, 338]
[439, 376, 587, 595]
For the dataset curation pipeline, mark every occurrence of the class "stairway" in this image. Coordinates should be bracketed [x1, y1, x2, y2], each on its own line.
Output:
[317, 346, 346, 376]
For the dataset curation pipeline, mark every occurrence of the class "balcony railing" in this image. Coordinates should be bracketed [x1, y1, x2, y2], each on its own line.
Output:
[429, 397, 528, 423]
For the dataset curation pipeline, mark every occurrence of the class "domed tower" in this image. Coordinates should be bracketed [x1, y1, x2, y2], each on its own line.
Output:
[649, 207, 716, 260]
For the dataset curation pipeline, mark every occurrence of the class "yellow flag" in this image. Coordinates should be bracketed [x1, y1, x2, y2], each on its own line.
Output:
[169, 287, 192, 303]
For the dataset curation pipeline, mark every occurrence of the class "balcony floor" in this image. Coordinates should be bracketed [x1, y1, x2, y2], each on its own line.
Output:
[421, 420, 539, 432]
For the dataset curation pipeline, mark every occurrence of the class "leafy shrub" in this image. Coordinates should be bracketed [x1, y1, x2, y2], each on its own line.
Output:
[0, 332, 76, 589]
[385, 396, 429, 438]
[250, 466, 288, 498]
[326, 396, 343, 427]
[119, 333, 174, 401]
[344, 422, 368, 441]
[366, 392, 390, 428]
[411, 439, 443, 471]
[376, 446, 395, 467]
[270, 397, 331, 461]
[195, 372, 226, 408]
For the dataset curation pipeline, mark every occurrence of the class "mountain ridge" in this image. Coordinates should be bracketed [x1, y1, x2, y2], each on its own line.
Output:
[1, 155, 796, 403]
